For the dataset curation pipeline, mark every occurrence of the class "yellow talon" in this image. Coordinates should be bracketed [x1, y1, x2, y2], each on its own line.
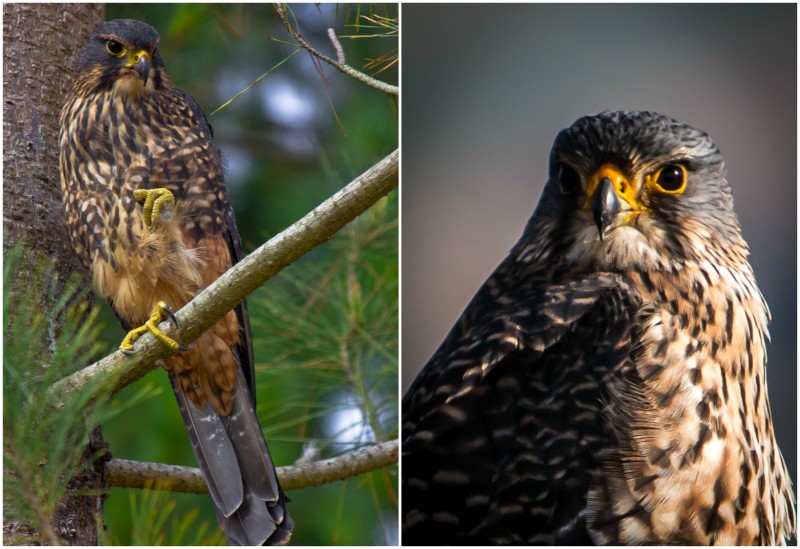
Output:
[119, 301, 185, 354]
[133, 188, 175, 226]
[119, 324, 148, 353]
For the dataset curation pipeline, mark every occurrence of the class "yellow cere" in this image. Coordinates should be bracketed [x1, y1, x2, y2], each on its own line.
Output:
[130, 50, 149, 66]
[584, 163, 648, 211]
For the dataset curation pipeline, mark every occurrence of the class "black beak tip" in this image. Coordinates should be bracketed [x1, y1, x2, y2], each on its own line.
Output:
[596, 223, 605, 242]
[133, 55, 151, 85]
[591, 177, 621, 240]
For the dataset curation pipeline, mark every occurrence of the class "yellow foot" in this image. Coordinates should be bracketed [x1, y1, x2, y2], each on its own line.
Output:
[133, 188, 175, 226]
[119, 301, 186, 355]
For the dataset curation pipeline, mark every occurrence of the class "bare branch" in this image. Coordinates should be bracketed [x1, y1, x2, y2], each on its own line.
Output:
[275, 4, 398, 96]
[105, 440, 398, 493]
[327, 28, 345, 64]
[50, 149, 399, 402]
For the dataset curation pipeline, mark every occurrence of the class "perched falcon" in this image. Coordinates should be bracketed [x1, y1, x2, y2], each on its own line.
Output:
[402, 111, 795, 545]
[59, 19, 292, 545]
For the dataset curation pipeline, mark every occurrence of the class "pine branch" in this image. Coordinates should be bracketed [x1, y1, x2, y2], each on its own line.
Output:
[105, 440, 398, 493]
[275, 3, 398, 96]
[49, 149, 399, 403]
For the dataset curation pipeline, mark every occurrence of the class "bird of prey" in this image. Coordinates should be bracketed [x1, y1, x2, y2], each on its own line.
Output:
[402, 111, 795, 545]
[59, 19, 292, 545]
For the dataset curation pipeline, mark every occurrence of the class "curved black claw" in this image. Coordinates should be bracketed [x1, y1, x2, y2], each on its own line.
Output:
[162, 304, 179, 328]
[122, 348, 137, 356]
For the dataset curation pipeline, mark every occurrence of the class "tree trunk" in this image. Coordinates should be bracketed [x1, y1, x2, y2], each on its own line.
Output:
[3, 4, 107, 545]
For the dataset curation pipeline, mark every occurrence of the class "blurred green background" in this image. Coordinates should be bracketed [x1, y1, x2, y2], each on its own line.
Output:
[96, 4, 397, 545]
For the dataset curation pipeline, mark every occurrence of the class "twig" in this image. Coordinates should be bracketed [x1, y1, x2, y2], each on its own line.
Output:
[275, 4, 398, 96]
[327, 28, 345, 64]
[105, 440, 398, 493]
[49, 149, 399, 402]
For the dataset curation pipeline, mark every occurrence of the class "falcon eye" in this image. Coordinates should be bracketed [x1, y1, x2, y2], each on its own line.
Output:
[105, 40, 126, 57]
[652, 164, 687, 194]
[557, 164, 581, 195]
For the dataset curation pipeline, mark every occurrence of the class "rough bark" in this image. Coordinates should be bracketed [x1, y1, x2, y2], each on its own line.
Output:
[3, 4, 106, 545]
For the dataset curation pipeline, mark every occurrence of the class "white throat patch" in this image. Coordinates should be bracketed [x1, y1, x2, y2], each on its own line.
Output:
[565, 222, 668, 271]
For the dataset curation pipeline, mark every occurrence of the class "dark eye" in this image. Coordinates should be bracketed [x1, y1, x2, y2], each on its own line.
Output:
[557, 164, 580, 195]
[106, 40, 125, 57]
[653, 164, 687, 194]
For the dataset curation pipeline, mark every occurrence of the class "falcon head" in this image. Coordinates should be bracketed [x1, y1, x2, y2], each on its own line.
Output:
[525, 111, 747, 272]
[74, 19, 165, 98]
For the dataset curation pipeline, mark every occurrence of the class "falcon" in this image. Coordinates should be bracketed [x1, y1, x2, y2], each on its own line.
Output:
[59, 19, 292, 544]
[402, 111, 795, 544]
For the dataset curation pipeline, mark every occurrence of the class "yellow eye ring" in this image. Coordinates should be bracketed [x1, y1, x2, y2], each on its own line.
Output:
[651, 164, 687, 194]
[106, 40, 126, 57]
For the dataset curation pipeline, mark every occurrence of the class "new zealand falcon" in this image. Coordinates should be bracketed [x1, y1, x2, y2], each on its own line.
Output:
[402, 111, 795, 544]
[59, 19, 292, 545]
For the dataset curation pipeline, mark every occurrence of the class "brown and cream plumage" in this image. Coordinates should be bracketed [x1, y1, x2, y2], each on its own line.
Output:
[402, 111, 795, 544]
[59, 19, 292, 544]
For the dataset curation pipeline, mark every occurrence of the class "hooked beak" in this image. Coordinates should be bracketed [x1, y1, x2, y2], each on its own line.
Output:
[584, 163, 645, 240]
[591, 177, 621, 241]
[591, 177, 622, 240]
[131, 51, 150, 85]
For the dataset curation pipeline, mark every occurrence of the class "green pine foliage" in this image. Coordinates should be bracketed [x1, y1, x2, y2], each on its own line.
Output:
[251, 195, 398, 448]
[99, 489, 226, 546]
[3, 243, 160, 544]
[250, 193, 398, 545]
[3, 244, 111, 543]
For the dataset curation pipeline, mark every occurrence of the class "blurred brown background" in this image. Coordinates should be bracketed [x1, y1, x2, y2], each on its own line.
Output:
[401, 4, 796, 484]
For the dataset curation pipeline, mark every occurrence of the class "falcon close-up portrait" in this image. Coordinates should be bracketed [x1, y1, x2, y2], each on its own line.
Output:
[402, 111, 796, 544]
[59, 19, 291, 545]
